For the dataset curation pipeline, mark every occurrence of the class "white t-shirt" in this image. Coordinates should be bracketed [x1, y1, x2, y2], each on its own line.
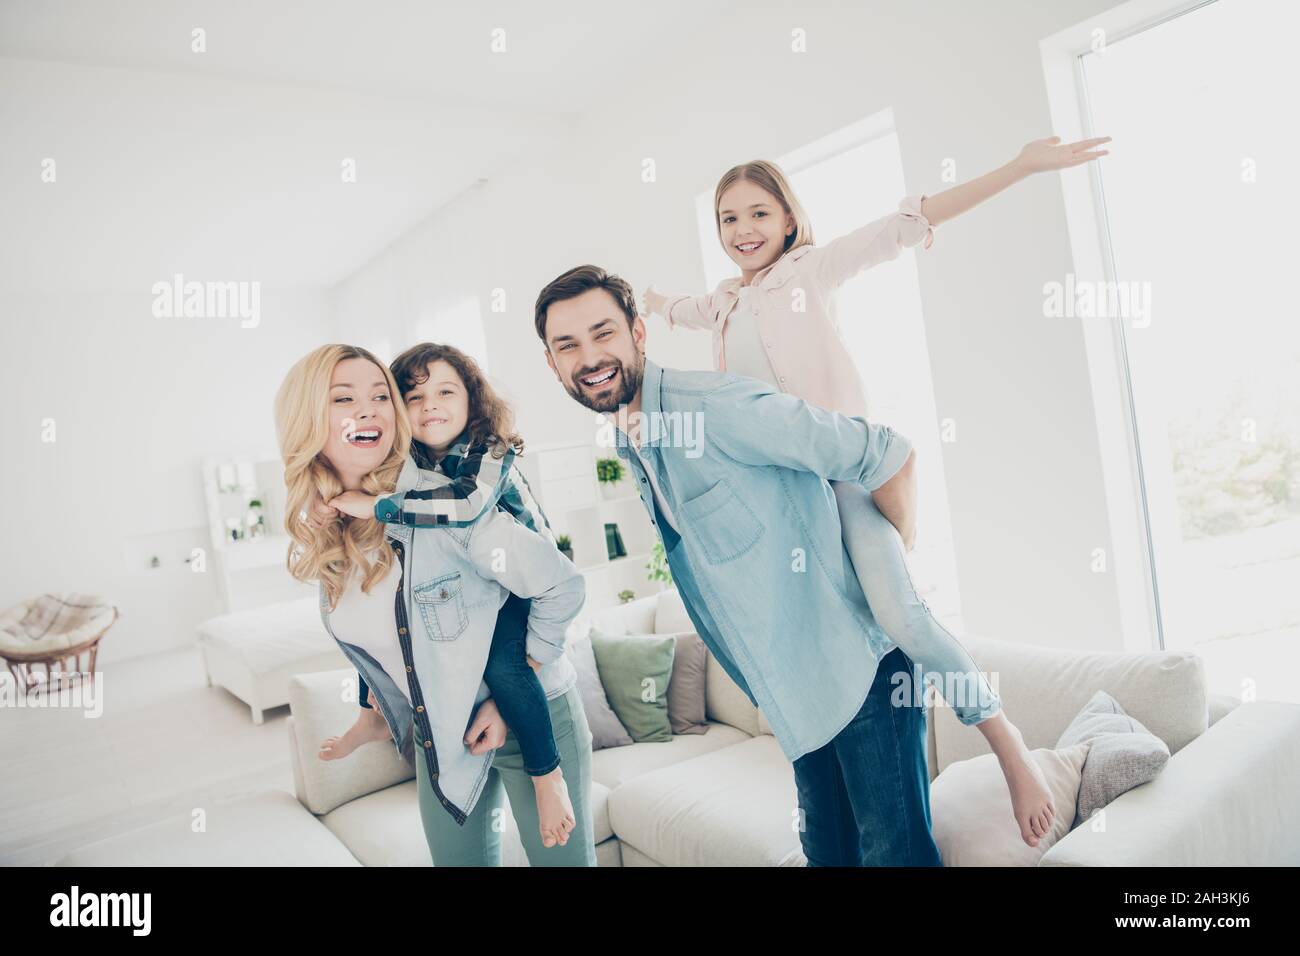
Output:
[722, 286, 781, 390]
[328, 553, 410, 706]
[636, 441, 680, 533]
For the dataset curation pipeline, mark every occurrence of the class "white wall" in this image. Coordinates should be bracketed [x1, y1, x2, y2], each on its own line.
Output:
[0, 289, 334, 663]
[333, 0, 1128, 651]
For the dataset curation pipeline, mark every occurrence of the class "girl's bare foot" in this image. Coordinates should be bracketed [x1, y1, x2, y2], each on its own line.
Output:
[319, 706, 392, 761]
[533, 766, 576, 848]
[978, 714, 1057, 846]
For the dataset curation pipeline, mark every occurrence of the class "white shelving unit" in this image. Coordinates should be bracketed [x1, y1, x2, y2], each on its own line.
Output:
[513, 439, 668, 612]
[202, 455, 314, 613]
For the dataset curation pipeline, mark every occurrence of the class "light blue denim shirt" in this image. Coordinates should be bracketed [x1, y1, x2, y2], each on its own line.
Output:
[610, 358, 913, 762]
[317, 459, 583, 825]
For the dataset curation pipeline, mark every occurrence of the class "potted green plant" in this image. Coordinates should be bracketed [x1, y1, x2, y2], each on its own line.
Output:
[617, 589, 636, 604]
[596, 457, 627, 499]
[646, 539, 672, 586]
[556, 534, 574, 563]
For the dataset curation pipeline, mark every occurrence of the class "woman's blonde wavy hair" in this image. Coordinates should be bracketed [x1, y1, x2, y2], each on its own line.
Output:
[713, 159, 815, 254]
[273, 344, 412, 611]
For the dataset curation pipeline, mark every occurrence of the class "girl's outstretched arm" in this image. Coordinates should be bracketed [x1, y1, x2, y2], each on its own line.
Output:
[919, 135, 1111, 227]
[643, 286, 718, 332]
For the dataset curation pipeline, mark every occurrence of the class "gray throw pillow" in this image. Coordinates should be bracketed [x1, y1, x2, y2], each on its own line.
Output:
[1055, 689, 1170, 827]
[569, 634, 633, 750]
[661, 631, 710, 736]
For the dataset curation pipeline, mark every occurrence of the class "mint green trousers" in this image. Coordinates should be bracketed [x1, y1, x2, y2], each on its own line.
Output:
[416, 685, 597, 866]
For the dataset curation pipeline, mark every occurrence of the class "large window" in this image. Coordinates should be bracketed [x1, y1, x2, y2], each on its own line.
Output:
[694, 110, 966, 623]
[1052, 0, 1299, 701]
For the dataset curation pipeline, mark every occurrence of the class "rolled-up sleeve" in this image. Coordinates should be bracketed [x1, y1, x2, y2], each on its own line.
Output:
[661, 291, 719, 331]
[701, 378, 914, 491]
[808, 193, 935, 290]
[467, 507, 585, 665]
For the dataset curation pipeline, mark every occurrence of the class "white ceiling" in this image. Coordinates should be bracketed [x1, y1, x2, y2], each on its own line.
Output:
[0, 0, 727, 293]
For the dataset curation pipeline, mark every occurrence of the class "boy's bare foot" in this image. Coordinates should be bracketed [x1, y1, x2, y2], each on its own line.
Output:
[319, 706, 392, 761]
[994, 722, 1056, 846]
[533, 766, 576, 848]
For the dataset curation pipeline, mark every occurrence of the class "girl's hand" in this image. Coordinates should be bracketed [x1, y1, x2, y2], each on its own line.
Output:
[308, 495, 340, 529]
[526, 655, 542, 673]
[642, 285, 666, 318]
[465, 698, 508, 755]
[1014, 135, 1111, 174]
[328, 490, 379, 520]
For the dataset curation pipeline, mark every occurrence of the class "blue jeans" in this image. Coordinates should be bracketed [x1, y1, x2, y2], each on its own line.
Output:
[357, 591, 560, 777]
[831, 480, 1002, 727]
[793, 645, 943, 866]
[481, 592, 561, 777]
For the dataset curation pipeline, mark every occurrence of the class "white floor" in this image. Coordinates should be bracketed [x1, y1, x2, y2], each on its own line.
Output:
[1, 647, 299, 867]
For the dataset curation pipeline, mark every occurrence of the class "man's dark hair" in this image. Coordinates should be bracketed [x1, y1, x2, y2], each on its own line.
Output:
[534, 264, 637, 344]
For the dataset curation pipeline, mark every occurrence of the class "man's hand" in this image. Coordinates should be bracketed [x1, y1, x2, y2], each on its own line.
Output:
[464, 697, 508, 755]
[870, 447, 917, 552]
[329, 490, 379, 520]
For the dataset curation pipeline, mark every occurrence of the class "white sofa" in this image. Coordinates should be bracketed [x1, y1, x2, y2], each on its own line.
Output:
[56, 588, 1300, 866]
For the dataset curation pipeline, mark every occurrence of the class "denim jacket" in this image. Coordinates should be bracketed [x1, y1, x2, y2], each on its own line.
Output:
[610, 358, 913, 762]
[317, 461, 584, 825]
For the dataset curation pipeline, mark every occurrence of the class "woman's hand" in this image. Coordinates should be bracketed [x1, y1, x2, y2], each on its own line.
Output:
[1014, 135, 1111, 174]
[642, 285, 666, 318]
[464, 697, 509, 755]
[328, 490, 379, 520]
[526, 655, 542, 673]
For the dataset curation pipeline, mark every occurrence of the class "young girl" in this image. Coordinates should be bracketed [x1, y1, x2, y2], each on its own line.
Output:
[642, 136, 1109, 848]
[316, 342, 578, 850]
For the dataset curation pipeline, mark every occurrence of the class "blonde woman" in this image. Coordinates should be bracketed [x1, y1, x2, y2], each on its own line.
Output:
[274, 343, 596, 865]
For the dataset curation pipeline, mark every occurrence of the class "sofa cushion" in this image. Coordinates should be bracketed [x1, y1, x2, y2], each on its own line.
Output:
[320, 780, 430, 866]
[591, 629, 675, 742]
[320, 778, 616, 865]
[592, 627, 710, 737]
[662, 631, 709, 735]
[607, 735, 805, 866]
[1055, 689, 1171, 827]
[931, 742, 1090, 866]
[653, 587, 695, 634]
[288, 671, 415, 815]
[53, 789, 359, 866]
[930, 634, 1207, 776]
[705, 652, 761, 736]
[569, 633, 634, 750]
[652, 587, 762, 736]
[590, 721, 750, 789]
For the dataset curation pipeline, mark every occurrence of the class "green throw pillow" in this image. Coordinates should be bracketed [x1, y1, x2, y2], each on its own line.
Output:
[589, 627, 676, 743]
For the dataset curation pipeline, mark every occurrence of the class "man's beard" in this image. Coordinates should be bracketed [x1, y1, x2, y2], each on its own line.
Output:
[565, 354, 643, 414]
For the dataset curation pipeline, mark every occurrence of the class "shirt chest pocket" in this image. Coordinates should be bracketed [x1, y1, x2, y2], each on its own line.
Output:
[413, 571, 469, 640]
[678, 477, 764, 564]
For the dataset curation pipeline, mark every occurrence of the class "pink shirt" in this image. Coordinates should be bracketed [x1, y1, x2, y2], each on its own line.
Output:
[659, 194, 934, 419]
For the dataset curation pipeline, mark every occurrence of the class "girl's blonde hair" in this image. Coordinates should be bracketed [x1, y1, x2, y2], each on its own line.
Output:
[714, 159, 815, 254]
[273, 344, 412, 611]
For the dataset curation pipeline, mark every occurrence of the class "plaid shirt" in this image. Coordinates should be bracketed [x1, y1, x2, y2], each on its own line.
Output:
[374, 428, 554, 545]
